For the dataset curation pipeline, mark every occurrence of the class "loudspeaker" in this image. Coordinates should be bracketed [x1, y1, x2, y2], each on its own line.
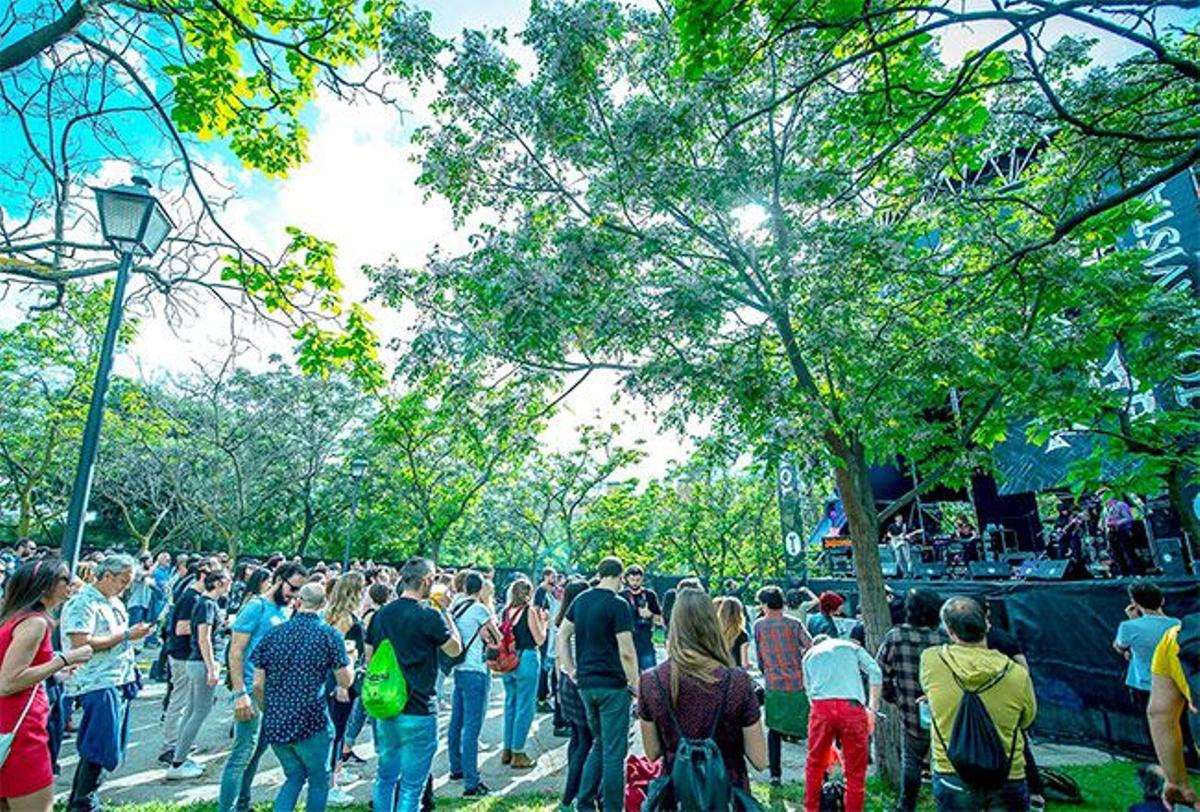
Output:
[1151, 537, 1188, 576]
[1015, 559, 1041, 578]
[1027, 559, 1091, 581]
[969, 561, 1012, 580]
[1004, 552, 1035, 567]
[912, 562, 948, 580]
[878, 545, 899, 578]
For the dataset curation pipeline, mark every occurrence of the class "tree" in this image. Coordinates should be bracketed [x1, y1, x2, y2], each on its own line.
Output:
[447, 420, 645, 570]
[0, 284, 136, 539]
[661, 445, 784, 584]
[373, 0, 1191, 663]
[91, 379, 189, 551]
[365, 364, 549, 562]
[156, 356, 367, 556]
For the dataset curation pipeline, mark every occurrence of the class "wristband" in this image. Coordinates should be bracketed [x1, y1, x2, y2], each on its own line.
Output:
[124, 629, 130, 645]
[233, 690, 249, 699]
[54, 652, 67, 668]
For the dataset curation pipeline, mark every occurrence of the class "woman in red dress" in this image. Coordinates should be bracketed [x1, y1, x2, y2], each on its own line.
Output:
[0, 557, 93, 811]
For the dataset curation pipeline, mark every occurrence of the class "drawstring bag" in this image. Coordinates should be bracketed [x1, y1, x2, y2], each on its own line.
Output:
[0, 684, 40, 767]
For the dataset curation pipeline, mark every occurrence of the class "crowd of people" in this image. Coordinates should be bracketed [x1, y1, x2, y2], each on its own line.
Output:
[0, 539, 1195, 812]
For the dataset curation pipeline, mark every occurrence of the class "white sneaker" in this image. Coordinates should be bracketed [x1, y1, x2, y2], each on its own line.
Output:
[327, 787, 355, 806]
[165, 761, 204, 780]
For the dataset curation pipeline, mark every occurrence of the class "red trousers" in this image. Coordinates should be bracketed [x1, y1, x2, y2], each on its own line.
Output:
[804, 698, 869, 812]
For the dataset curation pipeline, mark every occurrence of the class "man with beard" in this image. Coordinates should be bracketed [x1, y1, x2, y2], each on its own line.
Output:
[217, 563, 307, 812]
[619, 566, 661, 672]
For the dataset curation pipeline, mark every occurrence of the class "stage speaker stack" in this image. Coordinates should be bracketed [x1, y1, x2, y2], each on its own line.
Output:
[1026, 558, 1091, 581]
[878, 545, 899, 578]
[1015, 559, 1041, 578]
[1151, 537, 1189, 576]
[912, 562, 948, 580]
[969, 561, 1012, 580]
[1004, 552, 1035, 569]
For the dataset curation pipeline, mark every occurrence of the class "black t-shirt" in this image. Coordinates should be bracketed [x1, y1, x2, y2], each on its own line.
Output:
[507, 606, 537, 651]
[534, 585, 552, 610]
[168, 589, 199, 659]
[366, 597, 452, 715]
[621, 587, 661, 651]
[988, 626, 1024, 660]
[567, 587, 633, 689]
[730, 630, 749, 667]
[188, 594, 219, 661]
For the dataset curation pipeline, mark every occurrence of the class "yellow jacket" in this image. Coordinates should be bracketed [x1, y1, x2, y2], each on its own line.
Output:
[920, 643, 1037, 780]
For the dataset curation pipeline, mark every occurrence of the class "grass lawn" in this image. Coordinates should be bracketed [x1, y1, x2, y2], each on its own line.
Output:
[103, 760, 1146, 811]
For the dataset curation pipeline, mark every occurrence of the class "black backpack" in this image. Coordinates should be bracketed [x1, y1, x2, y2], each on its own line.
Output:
[932, 649, 1022, 790]
[642, 669, 762, 812]
[438, 600, 484, 676]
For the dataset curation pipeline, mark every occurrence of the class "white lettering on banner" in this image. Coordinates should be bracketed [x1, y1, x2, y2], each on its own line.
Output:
[1136, 186, 1192, 296]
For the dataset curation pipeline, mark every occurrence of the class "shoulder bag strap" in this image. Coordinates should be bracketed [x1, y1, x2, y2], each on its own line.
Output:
[7, 683, 40, 736]
[653, 667, 682, 738]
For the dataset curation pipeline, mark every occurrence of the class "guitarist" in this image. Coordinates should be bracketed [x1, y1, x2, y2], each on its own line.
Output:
[884, 514, 920, 577]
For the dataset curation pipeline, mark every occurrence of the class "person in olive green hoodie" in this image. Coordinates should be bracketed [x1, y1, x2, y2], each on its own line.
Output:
[920, 596, 1037, 812]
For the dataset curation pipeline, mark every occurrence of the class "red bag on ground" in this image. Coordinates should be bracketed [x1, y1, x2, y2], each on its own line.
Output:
[624, 754, 662, 812]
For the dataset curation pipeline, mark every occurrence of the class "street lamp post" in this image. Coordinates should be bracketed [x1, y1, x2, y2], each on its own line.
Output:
[343, 458, 368, 570]
[61, 177, 173, 573]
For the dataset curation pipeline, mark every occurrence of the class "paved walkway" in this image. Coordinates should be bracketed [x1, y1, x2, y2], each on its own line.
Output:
[51, 661, 1116, 807]
[51, 665, 811, 807]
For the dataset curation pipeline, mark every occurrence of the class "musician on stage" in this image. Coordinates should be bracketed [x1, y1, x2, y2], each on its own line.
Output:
[1054, 504, 1085, 562]
[1103, 489, 1142, 576]
[952, 517, 980, 563]
[884, 513, 916, 577]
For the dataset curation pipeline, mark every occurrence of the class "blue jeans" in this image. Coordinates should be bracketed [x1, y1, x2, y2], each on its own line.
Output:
[271, 727, 333, 812]
[448, 670, 488, 790]
[374, 712, 438, 812]
[345, 696, 366, 746]
[502, 649, 539, 752]
[218, 713, 270, 812]
[932, 773, 1029, 811]
[580, 686, 632, 812]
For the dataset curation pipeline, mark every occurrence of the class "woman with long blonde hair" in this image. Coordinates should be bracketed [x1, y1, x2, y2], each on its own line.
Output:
[324, 572, 365, 805]
[714, 596, 752, 669]
[499, 577, 546, 769]
[638, 588, 767, 794]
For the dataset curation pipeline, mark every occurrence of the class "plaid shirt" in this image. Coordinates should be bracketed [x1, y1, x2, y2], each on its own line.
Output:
[754, 613, 812, 692]
[877, 623, 947, 738]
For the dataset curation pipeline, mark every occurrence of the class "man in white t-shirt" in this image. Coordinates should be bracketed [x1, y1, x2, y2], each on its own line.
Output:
[447, 571, 500, 797]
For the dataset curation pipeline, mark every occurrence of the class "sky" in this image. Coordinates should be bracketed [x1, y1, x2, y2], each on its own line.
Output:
[2, 1, 1196, 484]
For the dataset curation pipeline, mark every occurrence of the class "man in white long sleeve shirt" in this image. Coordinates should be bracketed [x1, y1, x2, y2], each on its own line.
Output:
[801, 634, 883, 812]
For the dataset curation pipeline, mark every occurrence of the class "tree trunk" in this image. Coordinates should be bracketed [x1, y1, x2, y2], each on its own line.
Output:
[295, 497, 317, 558]
[1167, 461, 1200, 555]
[828, 431, 901, 787]
[17, 489, 34, 537]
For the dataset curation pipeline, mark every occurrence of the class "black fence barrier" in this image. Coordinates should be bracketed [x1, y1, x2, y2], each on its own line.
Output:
[806, 576, 1200, 758]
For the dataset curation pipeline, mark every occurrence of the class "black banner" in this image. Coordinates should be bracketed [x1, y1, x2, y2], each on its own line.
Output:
[994, 167, 1200, 496]
[809, 575, 1200, 757]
